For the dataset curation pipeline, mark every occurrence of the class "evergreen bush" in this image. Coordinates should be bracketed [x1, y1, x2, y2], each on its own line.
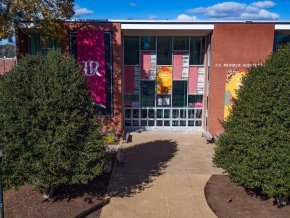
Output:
[213, 46, 290, 200]
[0, 51, 106, 192]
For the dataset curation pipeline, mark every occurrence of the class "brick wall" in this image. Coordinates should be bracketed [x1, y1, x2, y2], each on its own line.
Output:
[16, 22, 123, 134]
[0, 59, 16, 74]
[209, 24, 275, 135]
[64, 22, 123, 134]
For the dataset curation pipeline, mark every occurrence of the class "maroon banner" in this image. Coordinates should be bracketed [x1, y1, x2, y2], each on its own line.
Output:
[77, 30, 106, 108]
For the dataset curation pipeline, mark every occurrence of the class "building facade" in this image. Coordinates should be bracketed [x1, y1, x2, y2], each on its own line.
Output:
[16, 20, 290, 135]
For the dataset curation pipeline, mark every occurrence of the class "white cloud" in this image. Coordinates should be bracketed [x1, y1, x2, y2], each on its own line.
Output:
[148, 15, 157, 20]
[74, 5, 94, 16]
[130, 2, 137, 7]
[176, 14, 197, 21]
[251, 1, 276, 8]
[187, 1, 279, 20]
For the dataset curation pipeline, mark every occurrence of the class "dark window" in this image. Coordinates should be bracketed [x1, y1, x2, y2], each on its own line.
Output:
[190, 36, 205, 65]
[273, 34, 290, 51]
[172, 81, 187, 107]
[157, 36, 172, 65]
[174, 36, 189, 50]
[188, 94, 203, 107]
[69, 31, 77, 59]
[140, 81, 155, 107]
[124, 36, 139, 65]
[28, 33, 60, 55]
[141, 36, 156, 50]
[28, 34, 41, 55]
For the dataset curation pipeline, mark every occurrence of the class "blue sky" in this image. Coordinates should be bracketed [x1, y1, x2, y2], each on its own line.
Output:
[74, 0, 290, 20]
[1, 0, 289, 45]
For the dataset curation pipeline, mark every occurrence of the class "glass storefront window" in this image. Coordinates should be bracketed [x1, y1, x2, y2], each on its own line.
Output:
[124, 36, 139, 65]
[172, 81, 188, 107]
[140, 81, 155, 107]
[141, 36, 156, 50]
[157, 36, 172, 65]
[174, 36, 189, 50]
[124, 35, 204, 128]
[190, 36, 205, 65]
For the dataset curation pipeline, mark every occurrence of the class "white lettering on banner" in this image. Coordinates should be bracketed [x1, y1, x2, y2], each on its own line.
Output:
[82, 61, 102, 77]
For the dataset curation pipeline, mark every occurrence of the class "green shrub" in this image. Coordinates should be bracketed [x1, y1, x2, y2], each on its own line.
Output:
[213, 46, 290, 199]
[103, 131, 119, 145]
[0, 51, 106, 191]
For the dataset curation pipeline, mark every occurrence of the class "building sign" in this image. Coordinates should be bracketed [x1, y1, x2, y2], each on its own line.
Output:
[215, 63, 262, 68]
[74, 30, 113, 115]
[157, 66, 172, 94]
[224, 69, 246, 118]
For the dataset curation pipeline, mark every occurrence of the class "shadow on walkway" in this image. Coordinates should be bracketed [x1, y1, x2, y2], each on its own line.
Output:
[107, 139, 178, 198]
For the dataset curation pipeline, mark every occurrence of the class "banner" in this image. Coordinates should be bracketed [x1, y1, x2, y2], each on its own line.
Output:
[224, 69, 246, 118]
[156, 66, 172, 94]
[74, 30, 113, 115]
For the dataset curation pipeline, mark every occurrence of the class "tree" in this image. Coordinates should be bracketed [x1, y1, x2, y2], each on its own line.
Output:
[0, 0, 74, 41]
[213, 46, 290, 204]
[0, 51, 106, 194]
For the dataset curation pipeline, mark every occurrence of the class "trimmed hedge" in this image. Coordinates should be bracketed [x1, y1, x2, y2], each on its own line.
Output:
[213, 46, 290, 199]
[0, 51, 106, 191]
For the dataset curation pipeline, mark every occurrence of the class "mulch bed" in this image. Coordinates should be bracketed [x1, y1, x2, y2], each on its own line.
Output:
[205, 175, 290, 218]
[4, 175, 110, 218]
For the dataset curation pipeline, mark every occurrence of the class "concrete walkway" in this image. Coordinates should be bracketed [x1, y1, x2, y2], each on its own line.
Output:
[100, 132, 223, 218]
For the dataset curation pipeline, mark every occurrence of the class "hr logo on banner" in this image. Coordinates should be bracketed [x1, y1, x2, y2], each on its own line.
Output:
[82, 61, 102, 77]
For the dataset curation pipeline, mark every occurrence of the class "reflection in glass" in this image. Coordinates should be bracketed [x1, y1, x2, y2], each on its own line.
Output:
[188, 109, 195, 119]
[172, 120, 178, 126]
[180, 120, 186, 126]
[148, 120, 155, 126]
[180, 109, 186, 118]
[174, 36, 189, 50]
[133, 109, 139, 118]
[124, 36, 139, 65]
[141, 36, 156, 50]
[148, 109, 155, 118]
[141, 120, 147, 126]
[157, 120, 163, 126]
[188, 120, 195, 126]
[141, 109, 147, 118]
[164, 120, 170, 126]
[172, 109, 179, 118]
[140, 81, 155, 107]
[157, 109, 163, 118]
[195, 120, 202, 126]
[196, 109, 202, 119]
[125, 109, 131, 118]
[164, 109, 171, 118]
[172, 81, 187, 107]
[125, 120, 131, 126]
[157, 36, 172, 65]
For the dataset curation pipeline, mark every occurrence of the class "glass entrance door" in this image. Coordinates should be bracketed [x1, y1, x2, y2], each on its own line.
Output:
[124, 107, 203, 128]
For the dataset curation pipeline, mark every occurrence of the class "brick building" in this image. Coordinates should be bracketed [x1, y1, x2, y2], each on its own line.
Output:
[16, 20, 290, 135]
[0, 59, 16, 74]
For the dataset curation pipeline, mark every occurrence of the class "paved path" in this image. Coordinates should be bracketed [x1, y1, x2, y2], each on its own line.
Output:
[100, 132, 223, 218]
